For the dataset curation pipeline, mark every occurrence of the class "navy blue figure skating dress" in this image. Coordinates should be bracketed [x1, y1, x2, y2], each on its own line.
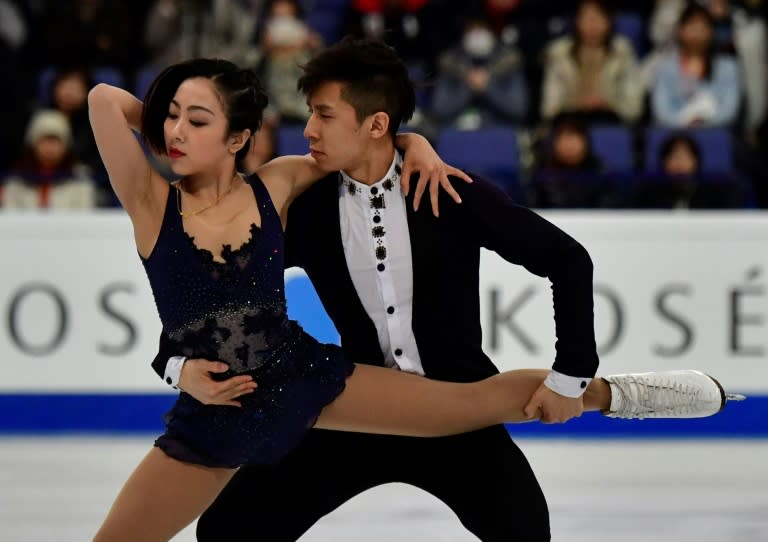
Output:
[141, 174, 354, 468]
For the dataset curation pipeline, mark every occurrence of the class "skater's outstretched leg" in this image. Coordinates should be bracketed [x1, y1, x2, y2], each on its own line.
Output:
[315, 366, 740, 435]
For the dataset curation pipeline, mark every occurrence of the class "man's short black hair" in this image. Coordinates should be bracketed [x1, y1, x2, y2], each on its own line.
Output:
[298, 36, 416, 137]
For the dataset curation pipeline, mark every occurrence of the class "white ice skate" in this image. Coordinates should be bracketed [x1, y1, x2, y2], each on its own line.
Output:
[602, 370, 746, 420]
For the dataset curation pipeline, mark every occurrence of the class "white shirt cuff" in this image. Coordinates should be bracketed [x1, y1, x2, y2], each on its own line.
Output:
[164, 356, 186, 390]
[543, 370, 592, 398]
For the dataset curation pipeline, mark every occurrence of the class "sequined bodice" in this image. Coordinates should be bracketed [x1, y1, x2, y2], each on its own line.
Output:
[142, 174, 289, 373]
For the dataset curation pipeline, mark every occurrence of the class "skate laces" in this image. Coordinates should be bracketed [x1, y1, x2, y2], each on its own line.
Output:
[615, 374, 699, 417]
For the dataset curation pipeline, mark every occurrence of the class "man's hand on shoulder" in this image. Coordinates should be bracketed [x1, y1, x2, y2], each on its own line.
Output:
[179, 359, 258, 407]
[523, 382, 584, 424]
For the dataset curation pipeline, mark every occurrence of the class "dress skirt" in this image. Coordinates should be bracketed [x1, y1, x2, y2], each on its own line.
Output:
[155, 327, 355, 468]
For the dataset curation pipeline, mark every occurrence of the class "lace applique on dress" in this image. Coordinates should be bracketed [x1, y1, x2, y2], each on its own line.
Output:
[183, 223, 261, 288]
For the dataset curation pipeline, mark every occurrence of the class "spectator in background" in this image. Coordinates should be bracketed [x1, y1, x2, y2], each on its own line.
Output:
[341, 0, 447, 74]
[1, 109, 96, 209]
[646, 0, 765, 133]
[630, 132, 747, 208]
[706, 0, 767, 133]
[478, 0, 578, 59]
[651, 3, 742, 129]
[0, 1, 26, 61]
[706, 0, 737, 53]
[25, 0, 139, 75]
[431, 15, 528, 130]
[528, 113, 615, 208]
[0, 0, 29, 171]
[144, 0, 259, 69]
[256, 0, 323, 124]
[540, 0, 643, 124]
[42, 66, 116, 205]
[48, 68, 101, 172]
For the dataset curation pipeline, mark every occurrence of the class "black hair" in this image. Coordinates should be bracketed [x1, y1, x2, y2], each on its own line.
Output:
[677, 2, 716, 79]
[546, 112, 601, 171]
[572, 0, 616, 56]
[141, 58, 269, 164]
[50, 66, 93, 106]
[659, 132, 701, 174]
[679, 2, 716, 30]
[297, 36, 416, 137]
[551, 112, 590, 139]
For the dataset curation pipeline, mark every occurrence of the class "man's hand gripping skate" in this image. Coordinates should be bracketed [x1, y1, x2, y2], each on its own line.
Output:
[523, 383, 584, 424]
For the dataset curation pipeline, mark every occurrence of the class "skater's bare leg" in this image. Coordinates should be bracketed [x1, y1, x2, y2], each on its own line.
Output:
[584, 377, 611, 410]
[93, 448, 236, 542]
[315, 365, 610, 436]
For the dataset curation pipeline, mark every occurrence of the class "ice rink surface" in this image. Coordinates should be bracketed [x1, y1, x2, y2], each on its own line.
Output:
[2, 437, 766, 542]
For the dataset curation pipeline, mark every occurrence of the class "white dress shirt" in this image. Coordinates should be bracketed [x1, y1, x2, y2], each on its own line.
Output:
[338, 152, 423, 374]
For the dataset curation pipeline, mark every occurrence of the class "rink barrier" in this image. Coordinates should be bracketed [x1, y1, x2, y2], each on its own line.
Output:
[0, 393, 764, 437]
[3, 213, 768, 437]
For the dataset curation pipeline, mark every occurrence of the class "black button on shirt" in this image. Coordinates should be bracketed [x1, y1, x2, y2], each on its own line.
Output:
[394, 348, 403, 356]
[377, 263, 385, 272]
[387, 306, 395, 314]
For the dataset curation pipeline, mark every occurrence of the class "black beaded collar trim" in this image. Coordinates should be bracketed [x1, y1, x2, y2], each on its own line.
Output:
[339, 157, 403, 261]
[338, 162, 402, 197]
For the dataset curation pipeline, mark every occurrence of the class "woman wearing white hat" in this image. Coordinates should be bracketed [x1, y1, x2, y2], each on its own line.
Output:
[1, 109, 97, 209]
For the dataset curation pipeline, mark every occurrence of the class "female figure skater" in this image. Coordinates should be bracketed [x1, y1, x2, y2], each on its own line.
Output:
[88, 58, 732, 542]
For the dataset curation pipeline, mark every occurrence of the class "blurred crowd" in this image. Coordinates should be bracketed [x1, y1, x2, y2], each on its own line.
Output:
[2, 0, 768, 210]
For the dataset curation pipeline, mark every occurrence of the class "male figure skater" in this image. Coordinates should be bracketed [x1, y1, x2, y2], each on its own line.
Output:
[153, 38, 728, 541]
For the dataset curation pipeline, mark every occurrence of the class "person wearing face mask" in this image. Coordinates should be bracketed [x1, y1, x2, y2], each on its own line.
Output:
[256, 0, 324, 124]
[431, 15, 528, 130]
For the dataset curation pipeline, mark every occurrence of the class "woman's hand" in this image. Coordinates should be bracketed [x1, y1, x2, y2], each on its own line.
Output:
[178, 358, 258, 407]
[396, 132, 473, 217]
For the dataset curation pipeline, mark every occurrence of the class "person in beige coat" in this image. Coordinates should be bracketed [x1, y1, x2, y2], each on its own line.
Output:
[540, 0, 644, 124]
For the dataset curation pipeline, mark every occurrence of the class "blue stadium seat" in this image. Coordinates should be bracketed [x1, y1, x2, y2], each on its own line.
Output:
[91, 67, 124, 89]
[277, 124, 309, 156]
[37, 66, 125, 105]
[645, 127, 733, 173]
[37, 66, 56, 104]
[134, 65, 161, 101]
[307, 9, 343, 45]
[436, 127, 520, 194]
[590, 124, 634, 172]
[407, 62, 432, 110]
[614, 13, 647, 57]
[310, 0, 350, 8]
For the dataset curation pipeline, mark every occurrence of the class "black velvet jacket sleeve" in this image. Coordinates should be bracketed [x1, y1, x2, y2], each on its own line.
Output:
[150, 331, 177, 381]
[442, 174, 599, 378]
